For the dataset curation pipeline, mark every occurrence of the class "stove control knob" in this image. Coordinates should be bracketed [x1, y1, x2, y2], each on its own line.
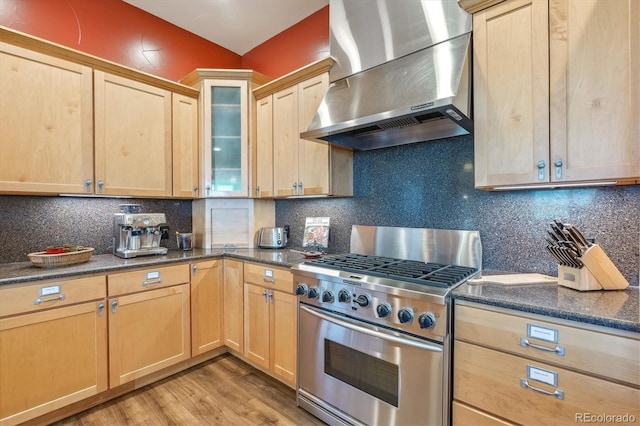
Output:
[322, 290, 335, 303]
[338, 289, 351, 303]
[376, 303, 392, 318]
[355, 294, 371, 308]
[307, 287, 320, 300]
[295, 283, 308, 296]
[418, 312, 436, 329]
[398, 308, 414, 324]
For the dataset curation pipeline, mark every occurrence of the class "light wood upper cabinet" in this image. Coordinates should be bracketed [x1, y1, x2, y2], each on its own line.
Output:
[254, 58, 353, 198]
[273, 85, 300, 196]
[255, 95, 274, 198]
[272, 73, 337, 196]
[94, 70, 173, 197]
[181, 69, 270, 198]
[473, 0, 640, 189]
[172, 93, 200, 198]
[473, 0, 549, 188]
[0, 276, 107, 426]
[298, 74, 331, 195]
[0, 42, 94, 195]
[191, 260, 223, 355]
[1, 27, 201, 198]
[549, 0, 639, 183]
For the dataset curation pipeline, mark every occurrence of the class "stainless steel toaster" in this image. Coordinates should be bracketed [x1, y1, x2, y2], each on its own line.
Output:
[258, 227, 288, 248]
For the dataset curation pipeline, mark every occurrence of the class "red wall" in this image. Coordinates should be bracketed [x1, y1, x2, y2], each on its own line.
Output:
[0, 0, 241, 81]
[0, 0, 328, 81]
[241, 7, 329, 79]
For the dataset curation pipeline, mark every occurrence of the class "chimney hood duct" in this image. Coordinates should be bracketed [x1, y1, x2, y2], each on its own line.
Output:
[302, 0, 473, 151]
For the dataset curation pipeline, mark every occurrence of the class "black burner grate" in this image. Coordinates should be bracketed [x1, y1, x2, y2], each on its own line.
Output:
[305, 254, 477, 288]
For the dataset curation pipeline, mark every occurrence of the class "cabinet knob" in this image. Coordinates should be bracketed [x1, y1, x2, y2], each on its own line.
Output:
[85, 179, 92, 192]
[97, 180, 104, 193]
[192, 264, 197, 275]
[256, 186, 261, 197]
[192, 186, 198, 196]
[537, 160, 546, 181]
[298, 181, 303, 195]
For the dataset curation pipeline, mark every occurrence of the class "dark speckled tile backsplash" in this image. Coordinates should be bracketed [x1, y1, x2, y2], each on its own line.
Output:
[0, 197, 192, 262]
[276, 135, 640, 286]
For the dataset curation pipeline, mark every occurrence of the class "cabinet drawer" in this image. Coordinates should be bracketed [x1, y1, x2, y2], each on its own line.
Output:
[0, 275, 106, 317]
[455, 304, 639, 386]
[244, 262, 293, 294]
[452, 401, 514, 426]
[454, 341, 640, 425]
[108, 264, 190, 296]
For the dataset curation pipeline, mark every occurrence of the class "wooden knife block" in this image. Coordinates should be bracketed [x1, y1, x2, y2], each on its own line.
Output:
[557, 244, 629, 291]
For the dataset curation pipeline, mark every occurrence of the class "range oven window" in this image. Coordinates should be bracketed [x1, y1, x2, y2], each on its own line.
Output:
[324, 339, 399, 407]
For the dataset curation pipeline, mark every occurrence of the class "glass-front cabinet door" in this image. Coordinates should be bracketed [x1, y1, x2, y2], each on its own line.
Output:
[202, 79, 249, 197]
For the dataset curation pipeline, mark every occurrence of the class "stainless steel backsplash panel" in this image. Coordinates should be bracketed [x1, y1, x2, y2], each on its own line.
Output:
[350, 225, 482, 270]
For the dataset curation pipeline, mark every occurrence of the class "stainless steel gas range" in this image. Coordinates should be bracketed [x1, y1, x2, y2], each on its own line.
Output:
[292, 225, 482, 426]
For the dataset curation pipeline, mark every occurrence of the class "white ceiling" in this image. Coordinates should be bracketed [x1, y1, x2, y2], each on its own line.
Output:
[123, 0, 329, 55]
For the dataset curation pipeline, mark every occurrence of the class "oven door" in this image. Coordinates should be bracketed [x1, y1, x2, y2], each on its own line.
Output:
[298, 303, 444, 426]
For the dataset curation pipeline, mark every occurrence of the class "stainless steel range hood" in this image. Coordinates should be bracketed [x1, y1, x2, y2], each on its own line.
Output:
[302, 0, 473, 150]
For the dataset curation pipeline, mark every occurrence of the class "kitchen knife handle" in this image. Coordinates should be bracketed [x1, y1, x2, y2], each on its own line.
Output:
[520, 337, 565, 356]
[520, 379, 564, 400]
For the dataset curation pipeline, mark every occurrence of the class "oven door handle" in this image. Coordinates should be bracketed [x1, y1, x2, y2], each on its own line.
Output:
[300, 304, 443, 353]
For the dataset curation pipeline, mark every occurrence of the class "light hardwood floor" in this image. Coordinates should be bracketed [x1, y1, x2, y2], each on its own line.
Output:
[54, 354, 325, 426]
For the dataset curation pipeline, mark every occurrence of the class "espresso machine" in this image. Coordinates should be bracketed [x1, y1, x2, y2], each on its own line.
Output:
[113, 205, 168, 258]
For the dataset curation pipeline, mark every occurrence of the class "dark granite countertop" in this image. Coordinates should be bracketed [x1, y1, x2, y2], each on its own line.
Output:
[0, 248, 306, 286]
[453, 280, 639, 333]
[2, 251, 637, 334]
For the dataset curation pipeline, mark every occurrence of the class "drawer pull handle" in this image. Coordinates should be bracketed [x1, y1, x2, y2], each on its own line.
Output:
[263, 277, 275, 284]
[34, 294, 65, 305]
[520, 337, 565, 356]
[142, 277, 163, 286]
[520, 378, 564, 400]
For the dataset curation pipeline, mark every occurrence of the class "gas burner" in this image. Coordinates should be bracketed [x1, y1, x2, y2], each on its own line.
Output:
[304, 253, 477, 288]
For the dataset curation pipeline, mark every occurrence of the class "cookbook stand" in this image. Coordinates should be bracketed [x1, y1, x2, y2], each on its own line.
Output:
[557, 244, 628, 291]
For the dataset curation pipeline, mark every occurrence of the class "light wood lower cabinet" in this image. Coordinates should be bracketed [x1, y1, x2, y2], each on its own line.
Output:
[107, 265, 191, 387]
[453, 302, 640, 425]
[223, 259, 244, 353]
[191, 260, 223, 355]
[243, 263, 297, 387]
[452, 401, 515, 426]
[0, 276, 107, 426]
